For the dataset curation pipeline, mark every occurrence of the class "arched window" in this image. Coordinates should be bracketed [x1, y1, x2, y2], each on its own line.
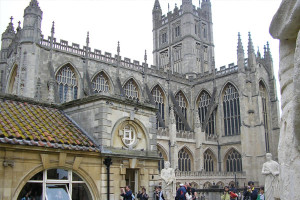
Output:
[223, 84, 241, 136]
[152, 86, 165, 128]
[17, 169, 93, 200]
[8, 65, 19, 94]
[175, 92, 187, 131]
[56, 65, 78, 103]
[92, 72, 109, 93]
[203, 149, 215, 172]
[203, 182, 211, 189]
[124, 79, 139, 99]
[259, 82, 270, 153]
[198, 91, 215, 135]
[157, 146, 168, 173]
[226, 149, 243, 172]
[178, 148, 192, 172]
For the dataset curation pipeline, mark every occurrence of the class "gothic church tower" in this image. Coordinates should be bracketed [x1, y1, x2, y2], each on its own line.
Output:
[152, 0, 214, 77]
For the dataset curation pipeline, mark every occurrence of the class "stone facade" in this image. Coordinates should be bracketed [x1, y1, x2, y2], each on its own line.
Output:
[270, 1, 300, 199]
[0, 0, 280, 196]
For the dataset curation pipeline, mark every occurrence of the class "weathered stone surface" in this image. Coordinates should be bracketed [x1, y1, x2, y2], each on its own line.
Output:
[270, 1, 300, 199]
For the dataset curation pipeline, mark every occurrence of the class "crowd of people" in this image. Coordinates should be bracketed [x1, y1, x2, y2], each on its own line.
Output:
[221, 181, 265, 200]
[120, 181, 265, 200]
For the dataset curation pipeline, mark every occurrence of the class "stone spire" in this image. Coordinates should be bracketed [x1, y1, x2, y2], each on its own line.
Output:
[51, 21, 55, 35]
[16, 21, 21, 32]
[247, 32, 254, 54]
[2, 17, 15, 39]
[86, 31, 89, 47]
[237, 32, 244, 53]
[1, 17, 16, 50]
[144, 50, 147, 64]
[247, 32, 256, 69]
[257, 47, 261, 59]
[117, 41, 120, 56]
[266, 42, 272, 61]
[237, 32, 245, 71]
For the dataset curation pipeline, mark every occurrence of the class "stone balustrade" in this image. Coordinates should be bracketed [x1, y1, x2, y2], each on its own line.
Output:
[175, 171, 246, 177]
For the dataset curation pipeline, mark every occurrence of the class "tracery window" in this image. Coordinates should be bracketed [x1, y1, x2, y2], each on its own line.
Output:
[223, 84, 241, 136]
[157, 147, 166, 173]
[198, 91, 215, 135]
[56, 65, 78, 103]
[178, 148, 192, 172]
[92, 72, 109, 93]
[17, 169, 93, 200]
[259, 82, 270, 152]
[152, 86, 165, 128]
[203, 150, 214, 172]
[226, 149, 242, 172]
[124, 79, 139, 99]
[175, 92, 187, 131]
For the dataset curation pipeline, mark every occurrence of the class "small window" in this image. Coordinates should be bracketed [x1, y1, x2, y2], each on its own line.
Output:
[162, 32, 167, 44]
[175, 26, 181, 38]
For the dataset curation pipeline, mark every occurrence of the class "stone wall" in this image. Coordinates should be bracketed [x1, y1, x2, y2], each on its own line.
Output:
[270, 1, 300, 200]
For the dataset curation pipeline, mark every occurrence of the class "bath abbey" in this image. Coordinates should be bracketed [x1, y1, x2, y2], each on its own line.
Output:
[0, 0, 281, 199]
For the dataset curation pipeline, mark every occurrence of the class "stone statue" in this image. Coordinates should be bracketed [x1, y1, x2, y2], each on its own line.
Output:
[261, 153, 280, 200]
[161, 161, 176, 200]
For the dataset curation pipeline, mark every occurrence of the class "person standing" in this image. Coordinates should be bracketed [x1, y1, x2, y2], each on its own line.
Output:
[154, 186, 164, 200]
[188, 183, 197, 200]
[121, 186, 133, 200]
[221, 186, 230, 200]
[249, 182, 258, 200]
[137, 187, 149, 200]
[229, 184, 238, 200]
[256, 187, 264, 200]
[176, 183, 187, 200]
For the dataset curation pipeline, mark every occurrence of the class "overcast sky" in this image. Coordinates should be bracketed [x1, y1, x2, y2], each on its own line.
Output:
[0, 0, 282, 108]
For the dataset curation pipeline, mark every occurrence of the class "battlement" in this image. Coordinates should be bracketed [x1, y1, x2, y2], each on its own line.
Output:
[215, 62, 238, 76]
[158, 5, 208, 28]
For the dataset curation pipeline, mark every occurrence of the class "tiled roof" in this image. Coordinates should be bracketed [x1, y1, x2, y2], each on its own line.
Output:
[0, 98, 99, 152]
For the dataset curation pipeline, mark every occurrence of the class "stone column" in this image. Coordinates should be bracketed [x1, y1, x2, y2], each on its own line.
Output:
[270, 1, 300, 199]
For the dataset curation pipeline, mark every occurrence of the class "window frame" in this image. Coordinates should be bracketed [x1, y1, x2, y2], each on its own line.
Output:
[22, 169, 93, 200]
[56, 65, 78, 103]
[222, 84, 241, 136]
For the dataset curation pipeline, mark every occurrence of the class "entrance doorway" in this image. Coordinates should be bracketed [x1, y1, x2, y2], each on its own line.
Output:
[125, 169, 139, 194]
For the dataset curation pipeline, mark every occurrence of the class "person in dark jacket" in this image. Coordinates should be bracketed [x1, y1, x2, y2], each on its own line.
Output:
[137, 187, 149, 200]
[243, 181, 258, 200]
[176, 183, 187, 200]
[249, 182, 258, 200]
[121, 185, 133, 200]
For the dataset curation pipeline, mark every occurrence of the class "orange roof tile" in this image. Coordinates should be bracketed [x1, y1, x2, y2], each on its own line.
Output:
[0, 98, 99, 152]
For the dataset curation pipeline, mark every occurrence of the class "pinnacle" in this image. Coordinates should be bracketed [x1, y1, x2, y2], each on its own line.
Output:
[248, 32, 254, 54]
[153, 0, 161, 11]
[237, 32, 244, 53]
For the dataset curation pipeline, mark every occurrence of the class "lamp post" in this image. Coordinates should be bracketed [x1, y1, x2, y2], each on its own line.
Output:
[104, 157, 112, 200]
[234, 172, 237, 188]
